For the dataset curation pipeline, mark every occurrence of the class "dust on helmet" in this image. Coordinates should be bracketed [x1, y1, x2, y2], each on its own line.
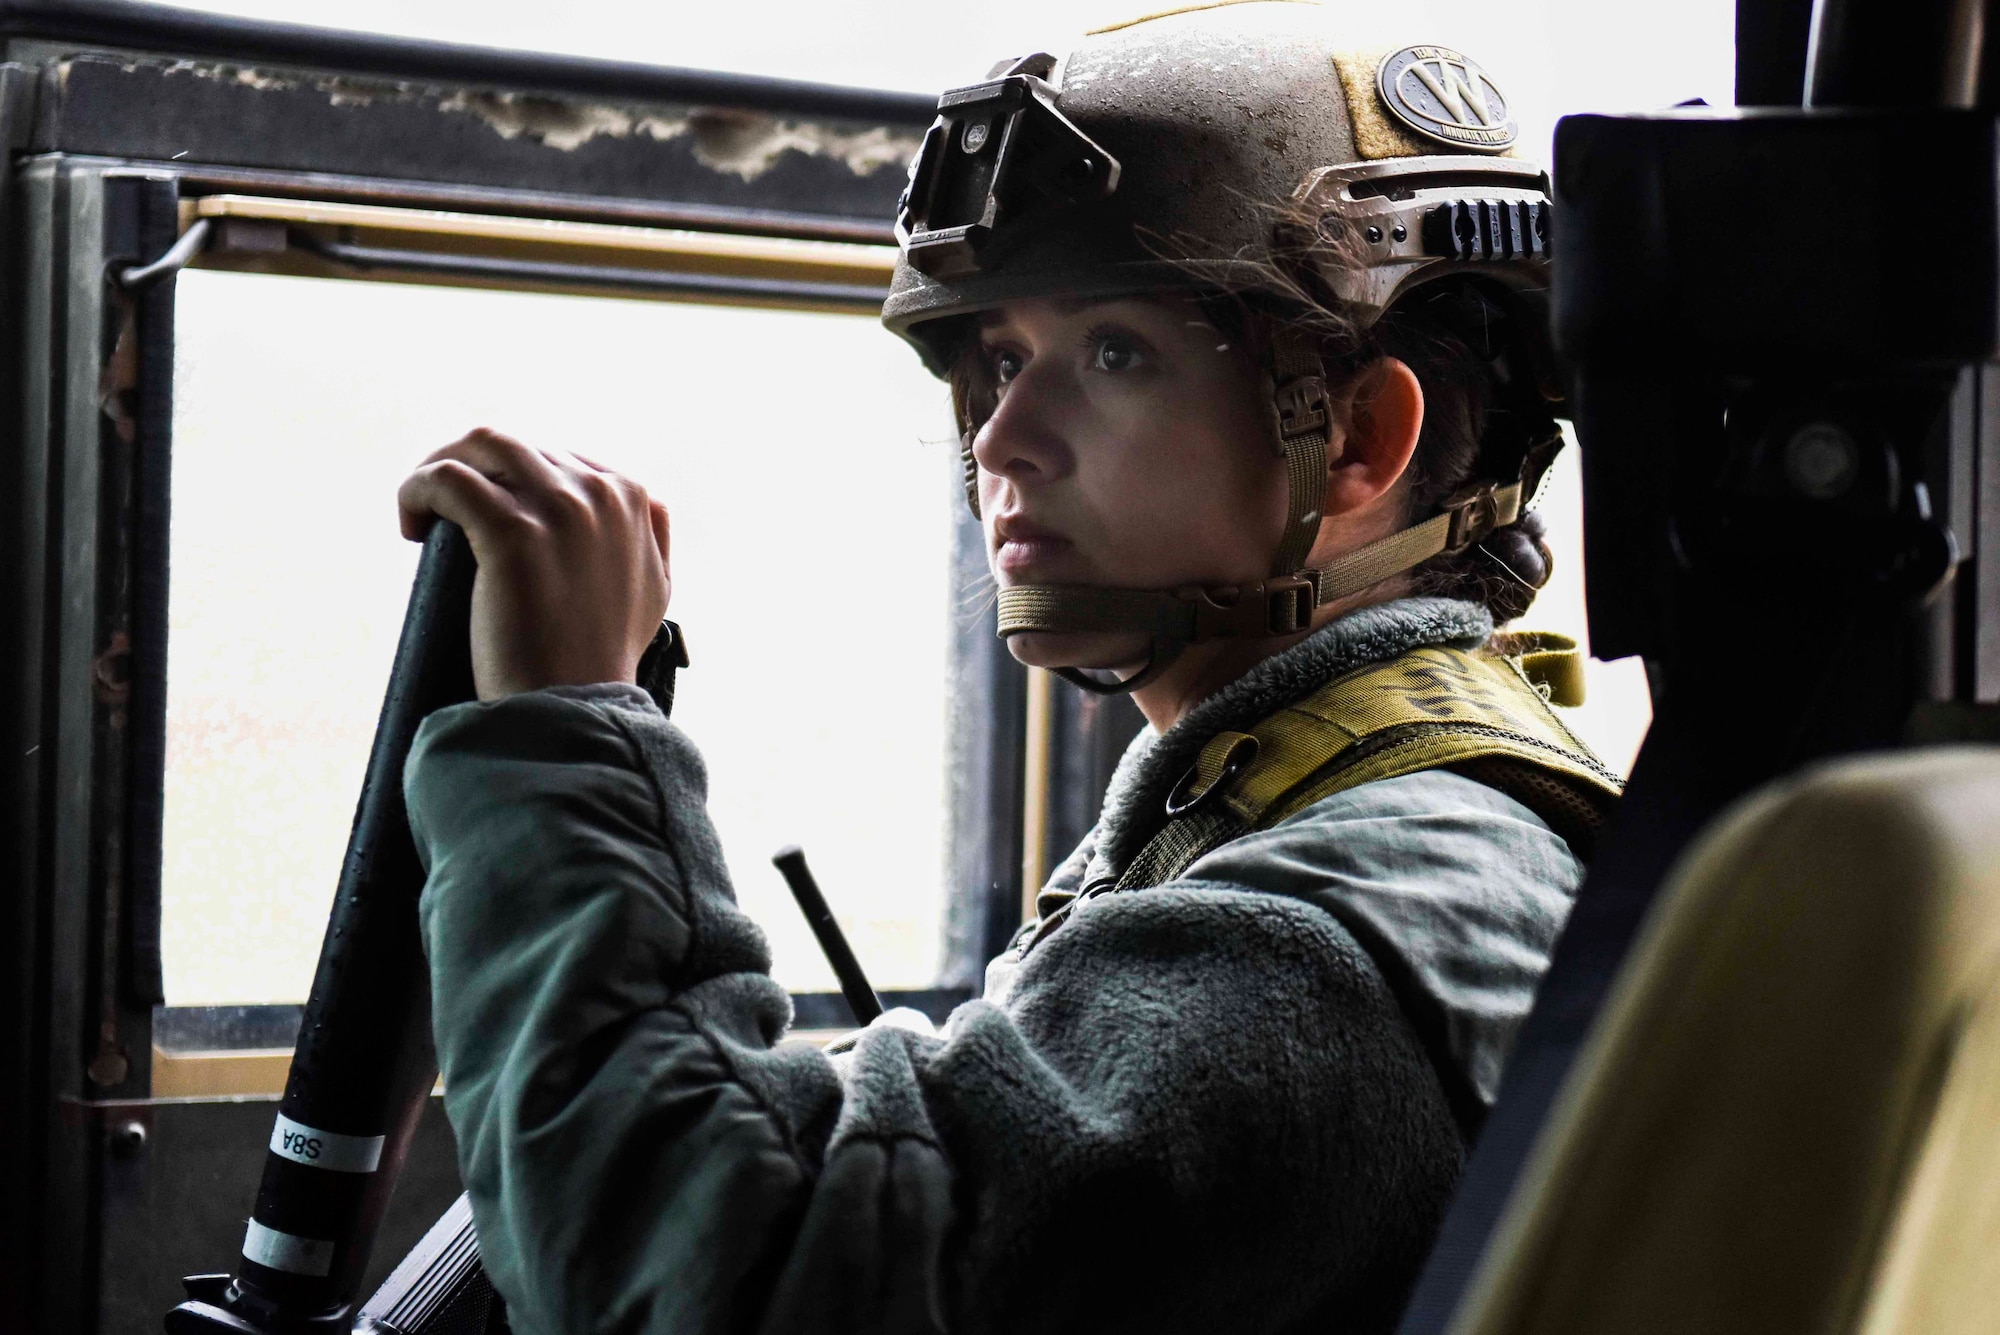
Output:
[883, 1, 1562, 693]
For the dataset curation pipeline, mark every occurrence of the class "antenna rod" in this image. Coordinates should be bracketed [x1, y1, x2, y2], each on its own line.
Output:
[771, 846, 883, 1025]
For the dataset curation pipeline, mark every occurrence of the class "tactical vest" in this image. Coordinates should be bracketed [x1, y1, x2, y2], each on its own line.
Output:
[1026, 634, 1624, 951]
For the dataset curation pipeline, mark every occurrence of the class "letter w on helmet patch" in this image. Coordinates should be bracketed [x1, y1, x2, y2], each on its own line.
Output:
[1377, 47, 1518, 153]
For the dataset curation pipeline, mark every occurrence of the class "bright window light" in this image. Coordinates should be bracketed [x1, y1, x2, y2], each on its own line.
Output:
[163, 271, 958, 1005]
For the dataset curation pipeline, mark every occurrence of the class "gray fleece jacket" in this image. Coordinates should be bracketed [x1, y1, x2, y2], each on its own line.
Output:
[405, 596, 1582, 1335]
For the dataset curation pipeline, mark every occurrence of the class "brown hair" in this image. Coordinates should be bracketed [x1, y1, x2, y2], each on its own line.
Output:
[945, 221, 1556, 623]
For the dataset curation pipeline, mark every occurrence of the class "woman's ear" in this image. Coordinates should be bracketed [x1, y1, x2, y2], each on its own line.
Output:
[1322, 357, 1424, 519]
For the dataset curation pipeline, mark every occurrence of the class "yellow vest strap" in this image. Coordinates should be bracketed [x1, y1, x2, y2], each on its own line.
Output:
[1493, 629, 1589, 708]
[1115, 641, 1622, 892]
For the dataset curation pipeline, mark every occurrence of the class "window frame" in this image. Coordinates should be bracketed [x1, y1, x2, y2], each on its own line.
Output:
[148, 189, 985, 1037]
[0, 10, 1137, 1329]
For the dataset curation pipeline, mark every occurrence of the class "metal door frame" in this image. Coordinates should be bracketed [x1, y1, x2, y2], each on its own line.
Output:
[0, 7, 1144, 1328]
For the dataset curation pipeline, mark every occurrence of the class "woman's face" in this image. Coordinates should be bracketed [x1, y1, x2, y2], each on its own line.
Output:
[971, 295, 1287, 672]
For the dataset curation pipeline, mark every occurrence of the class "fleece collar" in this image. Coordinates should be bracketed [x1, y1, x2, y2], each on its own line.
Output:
[1087, 597, 1494, 881]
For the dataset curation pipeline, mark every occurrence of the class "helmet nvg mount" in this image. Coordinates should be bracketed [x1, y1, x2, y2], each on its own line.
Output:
[883, 2, 1562, 694]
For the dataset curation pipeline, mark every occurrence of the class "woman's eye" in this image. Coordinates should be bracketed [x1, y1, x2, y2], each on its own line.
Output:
[991, 348, 1023, 384]
[1091, 334, 1143, 373]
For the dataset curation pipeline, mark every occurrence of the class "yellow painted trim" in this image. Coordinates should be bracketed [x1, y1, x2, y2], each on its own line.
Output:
[181, 194, 898, 278]
[152, 1047, 294, 1099]
[1021, 667, 1056, 920]
[151, 1047, 451, 1099]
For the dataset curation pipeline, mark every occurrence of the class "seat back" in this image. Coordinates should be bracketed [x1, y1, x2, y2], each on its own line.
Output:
[1451, 746, 2000, 1334]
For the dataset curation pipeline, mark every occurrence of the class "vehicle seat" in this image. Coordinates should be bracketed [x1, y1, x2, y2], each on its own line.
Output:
[1450, 745, 2000, 1334]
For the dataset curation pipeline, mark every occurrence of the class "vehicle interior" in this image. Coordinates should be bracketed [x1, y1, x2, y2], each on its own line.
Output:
[1, 0, 1995, 1331]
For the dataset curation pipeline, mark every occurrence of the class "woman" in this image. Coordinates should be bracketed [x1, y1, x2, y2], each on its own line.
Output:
[398, 6, 1619, 1332]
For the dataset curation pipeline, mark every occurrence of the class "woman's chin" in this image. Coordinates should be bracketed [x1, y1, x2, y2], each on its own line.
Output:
[1007, 630, 1152, 677]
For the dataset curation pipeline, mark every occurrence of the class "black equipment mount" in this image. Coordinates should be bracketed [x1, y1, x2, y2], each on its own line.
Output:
[1399, 0, 2000, 1328]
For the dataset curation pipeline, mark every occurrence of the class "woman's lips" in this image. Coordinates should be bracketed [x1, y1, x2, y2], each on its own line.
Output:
[992, 513, 1074, 578]
[995, 537, 1074, 577]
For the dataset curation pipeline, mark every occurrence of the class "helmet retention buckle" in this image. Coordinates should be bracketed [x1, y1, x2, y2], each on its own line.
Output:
[1443, 481, 1512, 553]
[1274, 373, 1331, 443]
[1188, 576, 1318, 641]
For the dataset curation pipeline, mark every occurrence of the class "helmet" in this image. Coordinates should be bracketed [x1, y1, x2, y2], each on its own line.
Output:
[883, 2, 1562, 692]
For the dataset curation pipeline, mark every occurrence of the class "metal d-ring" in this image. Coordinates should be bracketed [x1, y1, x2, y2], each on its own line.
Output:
[115, 217, 213, 290]
[1163, 736, 1259, 817]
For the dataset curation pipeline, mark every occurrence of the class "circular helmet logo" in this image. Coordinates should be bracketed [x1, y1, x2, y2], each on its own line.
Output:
[1376, 47, 1518, 153]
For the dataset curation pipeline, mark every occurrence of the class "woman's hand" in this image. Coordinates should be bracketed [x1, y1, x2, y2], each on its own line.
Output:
[398, 429, 671, 701]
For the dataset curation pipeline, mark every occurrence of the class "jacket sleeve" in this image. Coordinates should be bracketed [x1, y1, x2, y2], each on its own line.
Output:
[406, 685, 1463, 1335]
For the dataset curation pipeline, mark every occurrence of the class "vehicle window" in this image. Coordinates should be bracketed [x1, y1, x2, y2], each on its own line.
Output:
[164, 269, 958, 1006]
[1518, 436, 1653, 774]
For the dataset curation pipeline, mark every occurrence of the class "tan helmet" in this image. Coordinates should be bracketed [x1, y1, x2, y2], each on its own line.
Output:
[884, 2, 1562, 692]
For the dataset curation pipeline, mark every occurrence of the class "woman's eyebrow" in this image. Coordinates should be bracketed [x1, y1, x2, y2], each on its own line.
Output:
[977, 296, 1149, 340]
[1050, 295, 1133, 316]
[979, 298, 1118, 329]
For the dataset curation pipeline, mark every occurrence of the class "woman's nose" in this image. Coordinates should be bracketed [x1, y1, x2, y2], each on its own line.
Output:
[970, 368, 1075, 489]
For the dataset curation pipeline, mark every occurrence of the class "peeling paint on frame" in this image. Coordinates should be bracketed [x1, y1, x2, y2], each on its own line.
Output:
[111, 57, 924, 182]
[682, 108, 920, 181]
[439, 92, 922, 180]
[436, 89, 686, 151]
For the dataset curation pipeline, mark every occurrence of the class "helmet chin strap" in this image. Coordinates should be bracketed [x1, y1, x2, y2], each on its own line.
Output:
[991, 327, 1551, 698]
[995, 476, 1530, 694]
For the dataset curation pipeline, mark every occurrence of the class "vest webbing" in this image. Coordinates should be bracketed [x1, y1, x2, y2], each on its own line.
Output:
[1110, 637, 1624, 893]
